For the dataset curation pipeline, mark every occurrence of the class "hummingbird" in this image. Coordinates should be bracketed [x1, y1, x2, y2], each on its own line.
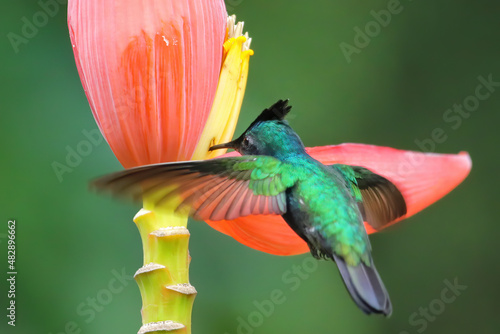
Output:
[93, 99, 407, 316]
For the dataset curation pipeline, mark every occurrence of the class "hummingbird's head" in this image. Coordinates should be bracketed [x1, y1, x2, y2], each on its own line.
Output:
[209, 99, 305, 157]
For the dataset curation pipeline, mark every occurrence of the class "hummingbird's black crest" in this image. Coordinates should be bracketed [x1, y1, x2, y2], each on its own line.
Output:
[259, 99, 291, 121]
[209, 99, 293, 152]
[246, 99, 291, 131]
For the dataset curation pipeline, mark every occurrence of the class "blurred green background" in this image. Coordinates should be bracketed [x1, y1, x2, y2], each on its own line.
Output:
[1, 0, 499, 333]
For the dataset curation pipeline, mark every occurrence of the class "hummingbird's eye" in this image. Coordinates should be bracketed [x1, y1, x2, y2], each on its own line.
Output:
[242, 137, 250, 147]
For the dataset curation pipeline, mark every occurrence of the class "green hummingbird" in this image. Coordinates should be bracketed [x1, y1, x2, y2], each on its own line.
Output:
[93, 99, 407, 315]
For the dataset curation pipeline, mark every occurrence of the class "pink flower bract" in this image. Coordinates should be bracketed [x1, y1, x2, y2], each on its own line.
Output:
[68, 0, 227, 168]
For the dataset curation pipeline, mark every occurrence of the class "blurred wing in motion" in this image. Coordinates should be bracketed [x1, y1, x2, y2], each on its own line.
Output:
[92, 156, 298, 221]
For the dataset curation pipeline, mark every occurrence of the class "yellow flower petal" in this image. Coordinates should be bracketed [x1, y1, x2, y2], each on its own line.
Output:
[191, 16, 253, 160]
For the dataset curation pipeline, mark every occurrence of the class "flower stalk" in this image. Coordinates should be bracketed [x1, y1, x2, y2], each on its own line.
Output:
[132, 16, 253, 333]
[134, 207, 194, 333]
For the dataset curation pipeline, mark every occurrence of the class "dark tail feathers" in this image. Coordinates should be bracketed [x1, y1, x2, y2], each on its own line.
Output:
[333, 254, 392, 316]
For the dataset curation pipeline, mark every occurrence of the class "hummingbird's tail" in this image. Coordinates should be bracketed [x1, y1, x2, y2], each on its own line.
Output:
[332, 254, 392, 316]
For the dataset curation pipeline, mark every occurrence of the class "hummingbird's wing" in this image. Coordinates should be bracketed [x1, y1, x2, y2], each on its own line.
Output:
[92, 156, 298, 221]
[330, 165, 407, 230]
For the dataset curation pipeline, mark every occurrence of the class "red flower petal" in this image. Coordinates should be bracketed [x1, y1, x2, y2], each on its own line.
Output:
[205, 144, 472, 255]
[207, 215, 310, 256]
[68, 0, 226, 167]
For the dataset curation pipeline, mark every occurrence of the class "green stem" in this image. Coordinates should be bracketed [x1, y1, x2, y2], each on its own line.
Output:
[133, 196, 196, 334]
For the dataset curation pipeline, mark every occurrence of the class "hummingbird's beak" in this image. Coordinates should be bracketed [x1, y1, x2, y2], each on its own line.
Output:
[209, 139, 238, 151]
